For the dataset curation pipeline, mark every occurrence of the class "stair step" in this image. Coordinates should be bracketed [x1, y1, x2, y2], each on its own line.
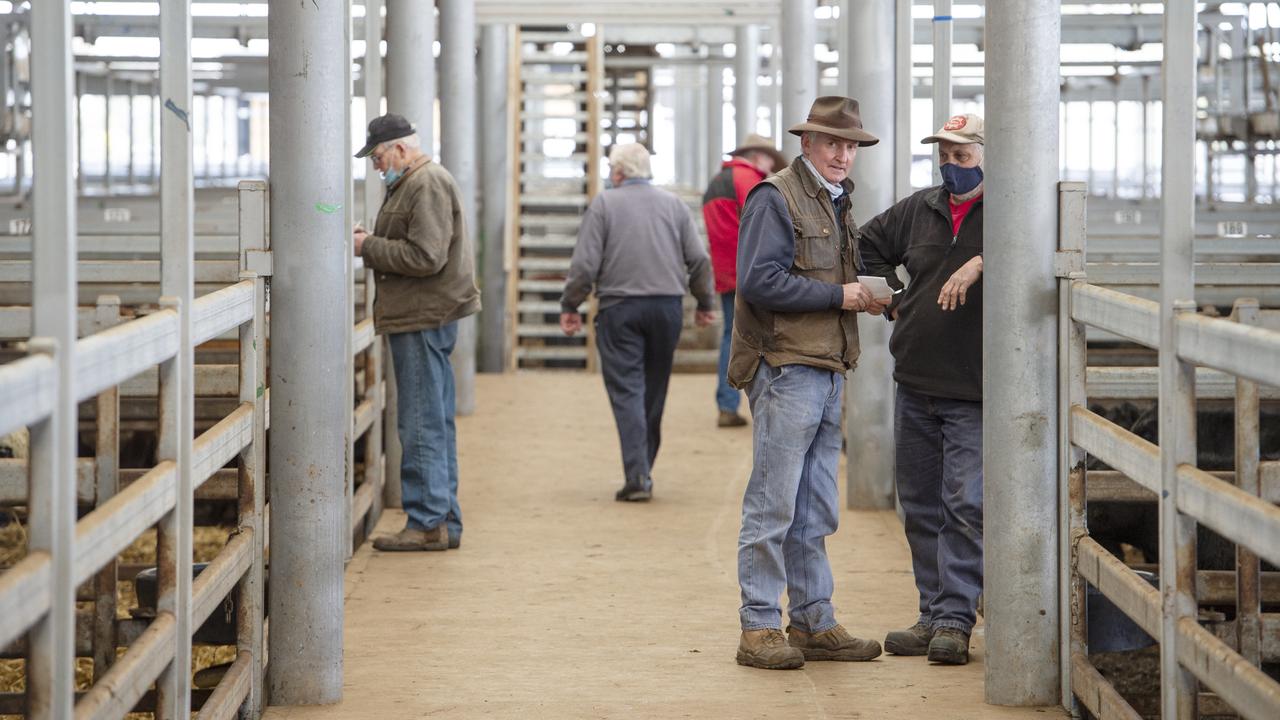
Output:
[519, 235, 577, 250]
[521, 111, 589, 121]
[517, 300, 572, 314]
[521, 194, 589, 208]
[523, 51, 589, 64]
[516, 346, 588, 361]
[519, 214, 582, 231]
[518, 257, 572, 272]
[521, 152, 589, 163]
[521, 71, 589, 85]
[517, 279, 568, 293]
[516, 323, 568, 338]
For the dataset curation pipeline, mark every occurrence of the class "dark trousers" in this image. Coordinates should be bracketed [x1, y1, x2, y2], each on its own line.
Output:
[595, 296, 684, 484]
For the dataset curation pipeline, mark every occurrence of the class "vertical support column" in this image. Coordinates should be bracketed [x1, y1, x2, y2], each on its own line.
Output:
[92, 296, 121, 685]
[1231, 299, 1261, 668]
[235, 180, 268, 719]
[1112, 82, 1121, 197]
[1057, 182, 1088, 710]
[1142, 75, 1151, 199]
[1086, 101, 1095, 193]
[932, 0, 952, 184]
[674, 63, 698, 187]
[156, 1, 195, 717]
[150, 84, 159, 187]
[127, 81, 136, 187]
[27, 2, 77, 716]
[105, 71, 113, 192]
[707, 62, 725, 182]
[76, 72, 85, 193]
[894, 0, 912, 201]
[734, 24, 760, 144]
[842, 0, 895, 509]
[479, 23, 509, 373]
[1159, 4, 1199, 717]
[363, 0, 385, 227]
[386, 0, 435, 149]
[267, 0, 348, 704]
[1159, 4, 1199, 719]
[983, 0, 1061, 706]
[344, 0, 357, 557]
[440, 0, 478, 415]
[780, 0, 816, 159]
[225, 90, 239, 178]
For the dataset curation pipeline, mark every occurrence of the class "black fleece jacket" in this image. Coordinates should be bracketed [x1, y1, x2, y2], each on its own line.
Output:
[859, 185, 984, 402]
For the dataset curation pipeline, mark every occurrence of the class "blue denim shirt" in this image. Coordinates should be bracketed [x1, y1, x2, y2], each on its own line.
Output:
[736, 184, 844, 313]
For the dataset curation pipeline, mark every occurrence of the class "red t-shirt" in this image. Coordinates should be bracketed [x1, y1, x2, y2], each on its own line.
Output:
[949, 194, 981, 236]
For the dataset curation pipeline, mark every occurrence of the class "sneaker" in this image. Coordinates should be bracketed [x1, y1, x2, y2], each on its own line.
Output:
[927, 627, 970, 665]
[372, 525, 448, 552]
[884, 621, 933, 656]
[717, 410, 748, 428]
[786, 624, 882, 662]
[736, 628, 805, 670]
[614, 476, 652, 502]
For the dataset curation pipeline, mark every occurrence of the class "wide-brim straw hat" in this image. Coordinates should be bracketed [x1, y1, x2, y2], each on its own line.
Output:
[728, 133, 787, 171]
[787, 96, 879, 147]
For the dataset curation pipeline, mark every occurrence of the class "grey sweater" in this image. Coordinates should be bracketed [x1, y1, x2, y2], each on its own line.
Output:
[560, 180, 715, 313]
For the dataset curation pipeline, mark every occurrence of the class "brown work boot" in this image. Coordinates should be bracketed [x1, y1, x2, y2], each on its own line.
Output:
[927, 627, 971, 665]
[372, 525, 448, 552]
[786, 624, 882, 662]
[717, 410, 748, 428]
[884, 621, 934, 656]
[736, 628, 805, 670]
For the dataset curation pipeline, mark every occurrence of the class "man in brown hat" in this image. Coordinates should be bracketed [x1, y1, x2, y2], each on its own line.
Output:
[729, 96, 888, 670]
[859, 113, 985, 665]
[700, 133, 786, 428]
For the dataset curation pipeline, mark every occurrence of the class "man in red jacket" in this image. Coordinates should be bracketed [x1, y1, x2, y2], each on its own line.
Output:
[701, 134, 786, 428]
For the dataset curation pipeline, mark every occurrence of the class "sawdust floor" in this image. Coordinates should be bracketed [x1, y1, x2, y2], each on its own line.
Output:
[265, 372, 1065, 720]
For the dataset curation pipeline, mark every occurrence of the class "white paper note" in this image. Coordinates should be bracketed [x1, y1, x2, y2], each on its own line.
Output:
[857, 275, 896, 302]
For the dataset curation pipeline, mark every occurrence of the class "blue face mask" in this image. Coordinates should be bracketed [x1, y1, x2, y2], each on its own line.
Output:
[381, 167, 403, 186]
[940, 163, 983, 195]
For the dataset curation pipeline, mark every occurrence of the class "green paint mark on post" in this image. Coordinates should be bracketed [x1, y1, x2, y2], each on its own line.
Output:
[257, 384, 265, 398]
[315, 202, 343, 214]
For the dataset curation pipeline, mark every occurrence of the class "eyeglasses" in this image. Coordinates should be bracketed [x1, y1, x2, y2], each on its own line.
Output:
[370, 147, 390, 164]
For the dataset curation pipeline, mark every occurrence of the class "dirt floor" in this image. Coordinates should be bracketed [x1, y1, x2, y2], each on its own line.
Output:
[264, 372, 1067, 720]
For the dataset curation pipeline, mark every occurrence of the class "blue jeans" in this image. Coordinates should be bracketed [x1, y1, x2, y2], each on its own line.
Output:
[895, 385, 983, 633]
[737, 361, 844, 632]
[595, 297, 684, 484]
[715, 291, 740, 413]
[387, 323, 462, 540]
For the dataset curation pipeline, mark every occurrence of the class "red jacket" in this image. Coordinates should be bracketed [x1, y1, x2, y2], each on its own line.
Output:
[701, 158, 767, 293]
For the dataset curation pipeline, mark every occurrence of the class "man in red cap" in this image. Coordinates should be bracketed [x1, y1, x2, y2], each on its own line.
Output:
[701, 134, 786, 428]
[729, 97, 888, 670]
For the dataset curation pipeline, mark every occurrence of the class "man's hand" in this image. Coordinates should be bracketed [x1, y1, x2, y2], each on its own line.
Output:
[937, 255, 983, 311]
[695, 309, 715, 328]
[353, 227, 369, 256]
[560, 312, 583, 336]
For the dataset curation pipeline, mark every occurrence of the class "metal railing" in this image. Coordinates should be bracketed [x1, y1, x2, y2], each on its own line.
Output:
[0, 180, 387, 717]
[1057, 181, 1280, 720]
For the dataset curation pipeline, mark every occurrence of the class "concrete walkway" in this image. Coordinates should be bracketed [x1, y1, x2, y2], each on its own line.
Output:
[265, 373, 1065, 719]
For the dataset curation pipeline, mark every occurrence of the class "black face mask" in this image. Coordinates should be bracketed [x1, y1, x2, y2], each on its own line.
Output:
[940, 163, 983, 195]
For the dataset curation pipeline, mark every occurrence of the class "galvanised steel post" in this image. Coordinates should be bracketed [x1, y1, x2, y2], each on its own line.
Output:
[780, 0, 816, 159]
[707, 62, 725, 184]
[267, 0, 348, 703]
[894, 0, 912, 201]
[155, 1, 194, 717]
[842, 0, 895, 509]
[363, 0, 385, 228]
[1158, 3, 1199, 718]
[27, 2, 77, 716]
[440, 0, 477, 415]
[386, 0, 435, 152]
[733, 24, 760, 144]
[983, 0, 1061, 706]
[479, 23, 509, 373]
[932, 0, 951, 185]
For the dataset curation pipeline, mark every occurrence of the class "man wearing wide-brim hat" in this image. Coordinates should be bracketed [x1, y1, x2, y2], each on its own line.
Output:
[700, 133, 786, 429]
[728, 96, 888, 670]
[858, 113, 986, 666]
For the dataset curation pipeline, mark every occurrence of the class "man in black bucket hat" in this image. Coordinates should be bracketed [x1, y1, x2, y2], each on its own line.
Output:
[729, 96, 888, 670]
[354, 113, 480, 552]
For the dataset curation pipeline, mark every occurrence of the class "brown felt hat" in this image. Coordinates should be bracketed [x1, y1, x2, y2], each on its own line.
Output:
[729, 133, 788, 172]
[921, 113, 984, 145]
[787, 96, 879, 147]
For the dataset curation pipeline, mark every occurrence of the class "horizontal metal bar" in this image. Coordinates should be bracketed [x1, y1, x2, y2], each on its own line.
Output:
[0, 306, 98, 339]
[192, 403, 253, 487]
[0, 234, 241, 256]
[1176, 465, 1280, 569]
[0, 353, 55, 436]
[73, 461, 177, 588]
[1075, 536, 1161, 638]
[1069, 406, 1160, 494]
[1087, 262, 1280, 286]
[192, 280, 254, 347]
[0, 259, 239, 284]
[193, 651, 250, 720]
[1176, 312, 1280, 388]
[1070, 652, 1144, 720]
[74, 308, 179, 402]
[0, 551, 52, 651]
[1177, 618, 1280, 720]
[73, 611, 177, 720]
[191, 529, 252, 632]
[0, 461, 241, 505]
[352, 317, 374, 356]
[1069, 281, 1159, 348]
[1085, 366, 1280, 401]
[118, 363, 239, 398]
